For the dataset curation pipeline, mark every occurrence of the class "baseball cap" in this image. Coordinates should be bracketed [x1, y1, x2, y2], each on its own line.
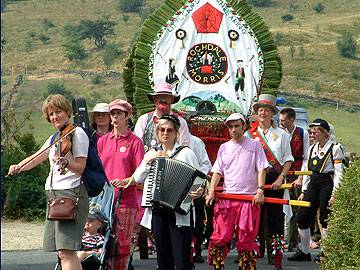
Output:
[88, 209, 104, 222]
[224, 113, 246, 125]
[309, 118, 330, 132]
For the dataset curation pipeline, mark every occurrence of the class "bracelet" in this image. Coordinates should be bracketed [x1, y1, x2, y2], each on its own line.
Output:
[258, 185, 264, 191]
[280, 173, 286, 178]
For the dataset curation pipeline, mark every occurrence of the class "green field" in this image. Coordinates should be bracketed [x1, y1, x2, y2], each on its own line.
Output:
[1, 0, 360, 153]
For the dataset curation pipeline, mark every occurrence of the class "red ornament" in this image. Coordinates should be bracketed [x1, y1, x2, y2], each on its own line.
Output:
[192, 3, 223, 33]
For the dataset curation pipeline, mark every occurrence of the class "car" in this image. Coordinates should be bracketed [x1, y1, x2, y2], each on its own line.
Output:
[274, 107, 309, 130]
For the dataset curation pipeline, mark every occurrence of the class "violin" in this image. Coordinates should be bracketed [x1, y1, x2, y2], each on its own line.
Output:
[55, 123, 74, 175]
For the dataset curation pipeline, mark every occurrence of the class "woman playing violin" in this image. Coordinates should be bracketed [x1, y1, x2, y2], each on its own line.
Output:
[8, 94, 89, 270]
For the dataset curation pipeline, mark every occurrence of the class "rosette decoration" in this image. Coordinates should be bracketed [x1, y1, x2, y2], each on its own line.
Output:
[228, 29, 239, 48]
[175, 29, 187, 48]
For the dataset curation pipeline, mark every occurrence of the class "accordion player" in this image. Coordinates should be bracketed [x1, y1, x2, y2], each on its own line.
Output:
[141, 157, 207, 214]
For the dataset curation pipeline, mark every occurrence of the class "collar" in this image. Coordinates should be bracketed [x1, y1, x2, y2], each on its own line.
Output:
[314, 138, 333, 155]
[109, 129, 131, 139]
[158, 142, 180, 156]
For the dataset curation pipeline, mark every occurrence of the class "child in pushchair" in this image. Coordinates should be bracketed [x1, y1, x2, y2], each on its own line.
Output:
[55, 184, 116, 270]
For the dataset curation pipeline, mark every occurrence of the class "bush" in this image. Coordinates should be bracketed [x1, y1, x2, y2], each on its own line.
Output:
[46, 81, 73, 100]
[247, 0, 272, 7]
[313, 3, 325, 13]
[1, 134, 49, 220]
[281, 14, 294, 22]
[63, 39, 87, 61]
[322, 160, 360, 269]
[91, 75, 103, 85]
[336, 31, 358, 59]
[117, 0, 144, 13]
[42, 18, 55, 32]
[102, 43, 122, 69]
[273, 32, 285, 46]
[38, 34, 50, 44]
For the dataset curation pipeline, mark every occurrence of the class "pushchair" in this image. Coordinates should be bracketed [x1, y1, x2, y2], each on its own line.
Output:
[54, 182, 118, 270]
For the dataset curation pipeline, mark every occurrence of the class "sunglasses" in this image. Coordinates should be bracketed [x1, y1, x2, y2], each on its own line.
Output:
[159, 127, 175, 133]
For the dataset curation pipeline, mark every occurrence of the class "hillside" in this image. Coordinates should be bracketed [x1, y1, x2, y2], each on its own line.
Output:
[1, 0, 360, 152]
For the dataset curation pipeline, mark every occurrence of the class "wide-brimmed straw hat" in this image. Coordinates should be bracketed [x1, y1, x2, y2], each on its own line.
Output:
[147, 82, 180, 104]
[108, 99, 133, 115]
[89, 103, 109, 122]
[252, 94, 278, 113]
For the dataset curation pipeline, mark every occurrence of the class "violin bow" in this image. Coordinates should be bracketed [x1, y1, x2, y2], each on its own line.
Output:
[6, 126, 77, 177]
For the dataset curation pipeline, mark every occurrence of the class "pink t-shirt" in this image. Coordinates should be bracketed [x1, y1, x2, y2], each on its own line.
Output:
[97, 129, 145, 208]
[212, 137, 269, 195]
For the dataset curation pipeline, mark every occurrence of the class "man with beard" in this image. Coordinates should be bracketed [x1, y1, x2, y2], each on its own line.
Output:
[134, 82, 190, 152]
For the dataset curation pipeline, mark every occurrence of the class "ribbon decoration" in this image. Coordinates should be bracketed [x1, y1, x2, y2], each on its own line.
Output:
[215, 192, 311, 207]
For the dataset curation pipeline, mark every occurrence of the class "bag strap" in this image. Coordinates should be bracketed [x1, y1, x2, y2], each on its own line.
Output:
[169, 146, 188, 158]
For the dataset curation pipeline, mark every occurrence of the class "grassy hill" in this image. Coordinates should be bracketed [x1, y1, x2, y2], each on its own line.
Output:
[1, 0, 360, 152]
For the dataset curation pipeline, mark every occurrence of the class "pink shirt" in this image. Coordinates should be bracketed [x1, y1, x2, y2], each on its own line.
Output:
[212, 137, 269, 195]
[97, 129, 145, 208]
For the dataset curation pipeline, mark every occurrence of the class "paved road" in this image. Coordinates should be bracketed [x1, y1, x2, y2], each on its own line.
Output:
[2, 249, 320, 270]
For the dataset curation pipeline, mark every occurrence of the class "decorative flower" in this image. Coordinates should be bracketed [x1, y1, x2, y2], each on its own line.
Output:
[228, 30, 239, 41]
[176, 29, 186, 40]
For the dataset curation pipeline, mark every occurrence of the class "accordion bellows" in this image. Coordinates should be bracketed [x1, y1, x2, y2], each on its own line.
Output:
[142, 157, 207, 215]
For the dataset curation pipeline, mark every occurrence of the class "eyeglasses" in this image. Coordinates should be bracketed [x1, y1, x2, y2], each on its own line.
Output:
[159, 127, 175, 133]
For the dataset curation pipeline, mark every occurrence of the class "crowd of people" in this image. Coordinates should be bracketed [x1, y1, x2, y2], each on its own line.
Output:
[7, 86, 346, 270]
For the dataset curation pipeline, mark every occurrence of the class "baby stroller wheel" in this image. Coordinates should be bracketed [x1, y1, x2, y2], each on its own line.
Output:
[81, 254, 101, 270]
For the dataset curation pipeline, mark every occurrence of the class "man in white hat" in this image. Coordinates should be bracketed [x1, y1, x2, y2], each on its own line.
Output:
[245, 94, 294, 270]
[206, 112, 268, 270]
[134, 82, 190, 152]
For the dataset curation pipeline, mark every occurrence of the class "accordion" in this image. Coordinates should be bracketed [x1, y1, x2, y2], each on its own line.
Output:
[142, 157, 207, 215]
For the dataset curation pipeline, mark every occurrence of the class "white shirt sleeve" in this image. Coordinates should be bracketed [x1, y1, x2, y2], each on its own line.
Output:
[133, 114, 148, 143]
[133, 149, 156, 183]
[301, 128, 310, 171]
[189, 136, 212, 175]
[332, 143, 345, 192]
[281, 132, 294, 163]
[178, 116, 191, 146]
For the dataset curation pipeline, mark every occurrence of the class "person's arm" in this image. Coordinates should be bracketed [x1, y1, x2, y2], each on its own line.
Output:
[252, 168, 266, 205]
[8, 138, 51, 175]
[205, 172, 222, 206]
[8, 149, 48, 175]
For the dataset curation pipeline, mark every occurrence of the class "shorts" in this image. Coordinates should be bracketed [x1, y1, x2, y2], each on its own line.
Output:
[43, 184, 89, 251]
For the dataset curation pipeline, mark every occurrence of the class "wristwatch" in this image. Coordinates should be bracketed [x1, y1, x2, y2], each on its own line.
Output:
[258, 185, 264, 191]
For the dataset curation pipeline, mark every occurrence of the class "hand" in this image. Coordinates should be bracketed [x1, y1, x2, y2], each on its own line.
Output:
[8, 164, 21, 175]
[328, 195, 335, 206]
[110, 178, 125, 188]
[252, 190, 264, 205]
[271, 176, 283, 190]
[298, 193, 304, 201]
[292, 177, 303, 188]
[205, 191, 215, 206]
[189, 187, 204, 199]
[124, 176, 136, 189]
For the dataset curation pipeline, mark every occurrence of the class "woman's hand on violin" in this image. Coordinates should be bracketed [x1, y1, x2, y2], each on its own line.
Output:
[8, 164, 22, 175]
[53, 156, 69, 174]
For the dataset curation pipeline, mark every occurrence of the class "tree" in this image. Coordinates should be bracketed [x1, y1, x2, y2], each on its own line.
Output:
[118, 0, 144, 13]
[63, 38, 87, 61]
[77, 18, 116, 48]
[281, 14, 294, 22]
[247, 0, 272, 7]
[102, 43, 122, 69]
[336, 31, 358, 59]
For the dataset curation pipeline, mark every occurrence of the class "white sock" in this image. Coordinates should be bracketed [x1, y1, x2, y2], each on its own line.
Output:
[298, 228, 311, 254]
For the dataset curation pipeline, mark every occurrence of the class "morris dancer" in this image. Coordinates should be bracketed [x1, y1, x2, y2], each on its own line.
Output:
[288, 119, 345, 263]
[245, 94, 294, 270]
[97, 99, 145, 270]
[134, 81, 190, 152]
[279, 107, 309, 251]
[206, 113, 268, 270]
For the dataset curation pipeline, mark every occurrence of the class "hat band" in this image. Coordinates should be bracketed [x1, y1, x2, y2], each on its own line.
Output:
[259, 100, 275, 106]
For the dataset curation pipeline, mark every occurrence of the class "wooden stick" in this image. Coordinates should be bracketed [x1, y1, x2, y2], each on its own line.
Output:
[215, 192, 311, 207]
[215, 183, 293, 191]
[287, 171, 313, 176]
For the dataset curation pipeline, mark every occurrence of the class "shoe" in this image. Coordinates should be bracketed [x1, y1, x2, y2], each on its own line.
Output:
[288, 250, 311, 261]
[287, 243, 298, 252]
[193, 255, 205, 263]
[234, 257, 239, 264]
[314, 251, 324, 264]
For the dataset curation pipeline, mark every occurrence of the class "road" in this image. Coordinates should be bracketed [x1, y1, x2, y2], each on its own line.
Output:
[2, 248, 320, 270]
